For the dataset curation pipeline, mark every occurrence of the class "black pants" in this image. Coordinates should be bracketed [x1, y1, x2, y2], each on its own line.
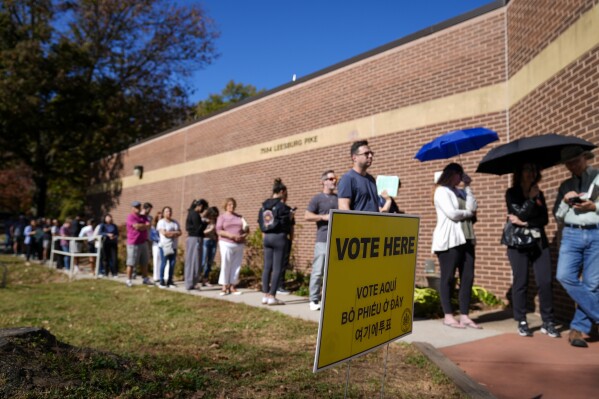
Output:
[102, 241, 118, 276]
[262, 233, 288, 295]
[436, 241, 475, 315]
[277, 239, 292, 289]
[507, 245, 554, 323]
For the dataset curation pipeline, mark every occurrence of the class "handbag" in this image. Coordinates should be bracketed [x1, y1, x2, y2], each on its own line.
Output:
[501, 219, 540, 249]
[161, 240, 175, 256]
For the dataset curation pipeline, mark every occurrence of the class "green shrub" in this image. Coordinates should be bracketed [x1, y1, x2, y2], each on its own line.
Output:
[413, 287, 441, 318]
[471, 285, 504, 307]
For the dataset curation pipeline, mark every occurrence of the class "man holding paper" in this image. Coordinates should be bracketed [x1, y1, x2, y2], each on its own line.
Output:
[554, 145, 599, 348]
[338, 140, 391, 212]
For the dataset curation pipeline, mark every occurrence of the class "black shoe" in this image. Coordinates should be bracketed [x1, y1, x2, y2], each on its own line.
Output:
[518, 321, 533, 337]
[568, 329, 588, 347]
[540, 322, 561, 338]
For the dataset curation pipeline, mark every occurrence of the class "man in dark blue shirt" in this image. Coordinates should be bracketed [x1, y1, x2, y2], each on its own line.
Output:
[338, 140, 390, 212]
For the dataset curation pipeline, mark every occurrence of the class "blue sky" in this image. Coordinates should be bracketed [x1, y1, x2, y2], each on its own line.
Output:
[182, 1, 494, 103]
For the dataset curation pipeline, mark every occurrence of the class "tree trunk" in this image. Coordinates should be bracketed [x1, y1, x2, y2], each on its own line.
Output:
[33, 175, 48, 217]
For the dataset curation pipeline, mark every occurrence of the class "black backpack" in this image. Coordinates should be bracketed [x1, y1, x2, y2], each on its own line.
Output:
[258, 200, 284, 233]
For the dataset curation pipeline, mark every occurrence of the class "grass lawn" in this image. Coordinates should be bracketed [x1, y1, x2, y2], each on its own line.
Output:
[0, 255, 463, 398]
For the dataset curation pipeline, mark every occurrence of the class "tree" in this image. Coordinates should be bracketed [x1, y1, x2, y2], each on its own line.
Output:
[195, 80, 265, 118]
[0, 0, 219, 216]
[0, 163, 35, 214]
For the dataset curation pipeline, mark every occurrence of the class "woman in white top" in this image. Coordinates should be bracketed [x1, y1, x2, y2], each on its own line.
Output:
[432, 163, 480, 329]
[78, 218, 97, 273]
[157, 206, 181, 288]
[151, 211, 163, 283]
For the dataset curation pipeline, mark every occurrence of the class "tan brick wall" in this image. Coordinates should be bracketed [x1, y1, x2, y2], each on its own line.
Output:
[507, 0, 599, 76]
[90, 0, 599, 323]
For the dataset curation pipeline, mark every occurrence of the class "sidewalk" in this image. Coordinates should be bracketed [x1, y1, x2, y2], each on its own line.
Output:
[85, 273, 599, 399]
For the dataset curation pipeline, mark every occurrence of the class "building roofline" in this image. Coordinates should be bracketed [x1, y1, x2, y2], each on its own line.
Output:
[133, 0, 507, 148]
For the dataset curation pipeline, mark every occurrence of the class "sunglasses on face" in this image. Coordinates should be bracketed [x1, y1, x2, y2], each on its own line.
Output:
[356, 151, 374, 157]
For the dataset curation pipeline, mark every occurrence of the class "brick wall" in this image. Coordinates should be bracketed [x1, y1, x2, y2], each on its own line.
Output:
[507, 0, 599, 319]
[90, 0, 599, 322]
[507, 0, 598, 76]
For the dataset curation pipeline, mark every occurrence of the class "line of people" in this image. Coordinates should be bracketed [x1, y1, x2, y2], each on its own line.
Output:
[4, 140, 597, 347]
[432, 145, 599, 349]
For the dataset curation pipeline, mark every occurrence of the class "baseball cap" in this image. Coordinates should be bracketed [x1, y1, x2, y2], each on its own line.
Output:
[131, 200, 141, 207]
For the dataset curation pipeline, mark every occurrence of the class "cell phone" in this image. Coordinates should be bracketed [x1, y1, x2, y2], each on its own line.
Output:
[568, 197, 583, 205]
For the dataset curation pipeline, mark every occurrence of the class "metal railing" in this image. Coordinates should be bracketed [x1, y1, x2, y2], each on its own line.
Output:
[50, 236, 103, 279]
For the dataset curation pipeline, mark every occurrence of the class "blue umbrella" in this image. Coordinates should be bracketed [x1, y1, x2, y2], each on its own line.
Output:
[415, 127, 499, 162]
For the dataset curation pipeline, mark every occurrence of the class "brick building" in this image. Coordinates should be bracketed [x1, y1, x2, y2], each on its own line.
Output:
[90, 0, 599, 320]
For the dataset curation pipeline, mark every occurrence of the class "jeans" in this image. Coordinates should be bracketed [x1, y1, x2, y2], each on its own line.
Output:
[556, 227, 599, 333]
[61, 244, 71, 269]
[202, 238, 217, 279]
[309, 242, 327, 302]
[160, 248, 177, 285]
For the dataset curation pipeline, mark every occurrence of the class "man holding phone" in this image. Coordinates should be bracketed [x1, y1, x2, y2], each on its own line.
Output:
[554, 145, 599, 348]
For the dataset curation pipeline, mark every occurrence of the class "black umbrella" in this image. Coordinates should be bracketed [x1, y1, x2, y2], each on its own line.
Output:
[476, 133, 596, 175]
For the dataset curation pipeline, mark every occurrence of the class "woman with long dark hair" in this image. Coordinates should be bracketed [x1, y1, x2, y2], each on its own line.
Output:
[201, 206, 219, 286]
[99, 214, 119, 277]
[432, 163, 480, 329]
[185, 199, 208, 290]
[260, 178, 294, 305]
[504, 163, 560, 338]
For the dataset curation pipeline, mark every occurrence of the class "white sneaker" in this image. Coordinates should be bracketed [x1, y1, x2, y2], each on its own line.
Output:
[309, 301, 321, 311]
[267, 297, 285, 306]
[261, 296, 268, 305]
[126, 279, 132, 288]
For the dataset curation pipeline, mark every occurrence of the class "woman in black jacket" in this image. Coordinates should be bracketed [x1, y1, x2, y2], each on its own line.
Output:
[504, 163, 559, 338]
[260, 178, 294, 305]
[184, 199, 208, 290]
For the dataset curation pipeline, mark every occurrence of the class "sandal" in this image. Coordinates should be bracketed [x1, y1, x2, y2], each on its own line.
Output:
[443, 320, 466, 329]
[460, 320, 483, 329]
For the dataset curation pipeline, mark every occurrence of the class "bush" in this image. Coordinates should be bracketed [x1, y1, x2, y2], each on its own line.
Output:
[413, 287, 441, 318]
[471, 285, 504, 307]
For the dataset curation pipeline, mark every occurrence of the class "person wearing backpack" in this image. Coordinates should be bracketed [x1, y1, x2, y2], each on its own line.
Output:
[258, 178, 294, 305]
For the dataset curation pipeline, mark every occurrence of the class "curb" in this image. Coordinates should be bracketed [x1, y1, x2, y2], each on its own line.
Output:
[413, 341, 497, 399]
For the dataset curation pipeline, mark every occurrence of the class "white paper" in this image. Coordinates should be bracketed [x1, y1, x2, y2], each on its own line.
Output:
[581, 182, 599, 201]
[376, 175, 400, 197]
